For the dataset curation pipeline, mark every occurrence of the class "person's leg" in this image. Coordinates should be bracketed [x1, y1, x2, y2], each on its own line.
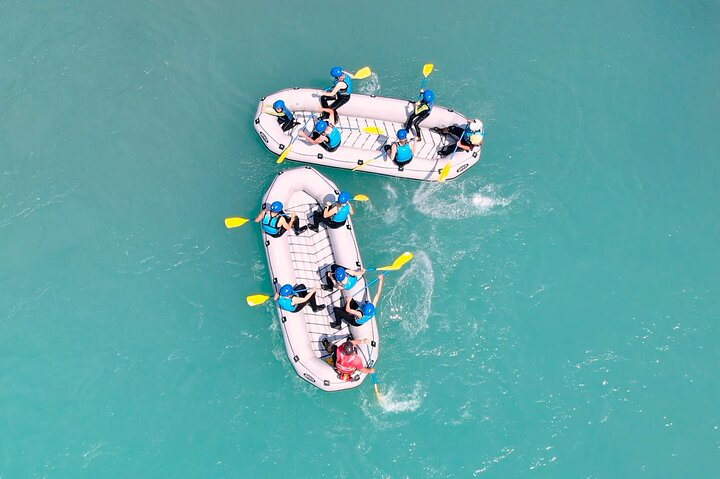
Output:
[437, 143, 454, 157]
[328, 95, 350, 123]
[404, 112, 417, 132]
[411, 110, 431, 141]
[309, 210, 324, 231]
[285, 215, 305, 235]
[448, 125, 465, 138]
[324, 264, 339, 290]
[295, 284, 325, 312]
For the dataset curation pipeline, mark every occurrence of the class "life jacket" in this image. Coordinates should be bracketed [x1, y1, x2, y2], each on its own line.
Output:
[396, 142, 413, 162]
[336, 76, 353, 96]
[335, 344, 358, 380]
[280, 107, 294, 121]
[343, 275, 358, 290]
[332, 203, 350, 223]
[278, 296, 295, 312]
[326, 127, 341, 148]
[261, 213, 281, 235]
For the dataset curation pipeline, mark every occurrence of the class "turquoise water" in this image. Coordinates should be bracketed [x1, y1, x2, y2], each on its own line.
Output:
[2, 0, 719, 477]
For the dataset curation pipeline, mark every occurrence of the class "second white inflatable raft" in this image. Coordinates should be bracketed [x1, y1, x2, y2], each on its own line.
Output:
[259, 167, 379, 392]
[254, 88, 483, 181]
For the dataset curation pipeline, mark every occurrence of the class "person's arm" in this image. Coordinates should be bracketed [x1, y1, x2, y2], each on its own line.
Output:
[321, 81, 346, 97]
[389, 143, 398, 159]
[345, 299, 363, 318]
[372, 274, 385, 304]
[278, 213, 296, 231]
[349, 203, 355, 216]
[273, 291, 280, 301]
[410, 141, 416, 155]
[323, 204, 338, 219]
[351, 267, 366, 277]
[254, 209, 265, 222]
[300, 130, 326, 145]
[457, 141, 473, 152]
[349, 338, 370, 347]
[358, 366, 376, 374]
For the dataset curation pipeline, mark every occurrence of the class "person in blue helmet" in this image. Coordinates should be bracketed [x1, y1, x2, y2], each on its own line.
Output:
[319, 66, 355, 124]
[274, 283, 325, 313]
[308, 191, 354, 232]
[322, 264, 366, 291]
[435, 119, 484, 157]
[382, 128, 416, 169]
[254, 201, 306, 237]
[298, 119, 342, 152]
[330, 274, 384, 329]
[404, 89, 435, 142]
[264, 99, 299, 133]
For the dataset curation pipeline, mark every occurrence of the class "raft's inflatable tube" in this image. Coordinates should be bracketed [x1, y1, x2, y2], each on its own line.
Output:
[254, 88, 482, 181]
[260, 167, 379, 391]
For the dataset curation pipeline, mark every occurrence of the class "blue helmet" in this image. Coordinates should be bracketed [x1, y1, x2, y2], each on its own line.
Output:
[361, 302, 375, 317]
[270, 201, 283, 213]
[280, 284, 294, 297]
[330, 66, 343, 78]
[338, 191, 351, 204]
[273, 100, 285, 110]
[397, 129, 408, 140]
[315, 120, 329, 132]
[334, 267, 347, 282]
[423, 90, 435, 103]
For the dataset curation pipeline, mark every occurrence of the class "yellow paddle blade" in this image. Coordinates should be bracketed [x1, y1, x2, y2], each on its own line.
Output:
[354, 66, 372, 79]
[362, 126, 385, 135]
[352, 161, 372, 172]
[423, 63, 434, 77]
[377, 251, 414, 271]
[438, 161, 452, 182]
[353, 194, 369, 202]
[276, 146, 291, 164]
[224, 217, 249, 228]
[374, 383, 382, 400]
[246, 294, 271, 307]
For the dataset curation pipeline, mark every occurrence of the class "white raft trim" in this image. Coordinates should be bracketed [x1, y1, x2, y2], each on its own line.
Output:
[261, 167, 379, 392]
[254, 88, 482, 181]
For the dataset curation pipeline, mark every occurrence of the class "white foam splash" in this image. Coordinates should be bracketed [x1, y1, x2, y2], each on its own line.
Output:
[378, 381, 424, 413]
[386, 250, 433, 336]
[356, 73, 380, 95]
[412, 181, 513, 219]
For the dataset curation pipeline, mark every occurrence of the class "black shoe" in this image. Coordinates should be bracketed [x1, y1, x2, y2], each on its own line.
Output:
[321, 337, 330, 351]
[295, 226, 307, 236]
[329, 321, 341, 330]
[312, 304, 326, 312]
[308, 223, 319, 232]
[319, 112, 329, 120]
[430, 127, 441, 134]
[321, 284, 333, 291]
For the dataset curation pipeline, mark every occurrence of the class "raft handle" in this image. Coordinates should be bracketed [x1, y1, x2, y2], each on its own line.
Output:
[293, 355, 300, 363]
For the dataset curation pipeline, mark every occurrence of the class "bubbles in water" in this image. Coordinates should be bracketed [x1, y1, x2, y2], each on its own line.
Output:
[412, 180, 514, 219]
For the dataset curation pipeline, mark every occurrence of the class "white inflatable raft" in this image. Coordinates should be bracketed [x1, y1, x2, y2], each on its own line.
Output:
[260, 167, 379, 391]
[254, 88, 483, 181]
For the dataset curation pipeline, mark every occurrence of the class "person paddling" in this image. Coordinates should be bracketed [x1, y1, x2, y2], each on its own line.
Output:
[319, 66, 354, 124]
[275, 284, 325, 314]
[434, 119, 484, 157]
[254, 201, 306, 237]
[299, 119, 342, 152]
[308, 191, 353, 232]
[404, 89, 434, 142]
[383, 128, 415, 169]
[330, 274, 384, 329]
[321, 338, 375, 382]
[322, 265, 365, 292]
[264, 99, 299, 132]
